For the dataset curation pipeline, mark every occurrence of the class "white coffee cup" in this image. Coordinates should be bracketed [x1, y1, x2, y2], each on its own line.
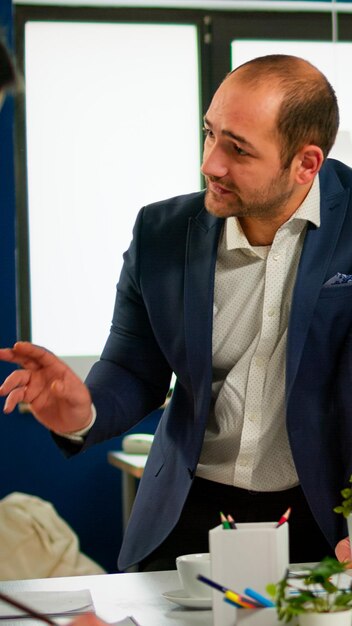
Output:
[176, 552, 211, 598]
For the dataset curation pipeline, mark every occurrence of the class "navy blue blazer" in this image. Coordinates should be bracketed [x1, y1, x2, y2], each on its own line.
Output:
[78, 158, 352, 570]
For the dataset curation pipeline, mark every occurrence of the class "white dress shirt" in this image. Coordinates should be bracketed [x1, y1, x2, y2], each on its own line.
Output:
[196, 177, 320, 491]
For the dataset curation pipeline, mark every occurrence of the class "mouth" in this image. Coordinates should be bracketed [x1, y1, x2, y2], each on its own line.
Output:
[207, 180, 233, 196]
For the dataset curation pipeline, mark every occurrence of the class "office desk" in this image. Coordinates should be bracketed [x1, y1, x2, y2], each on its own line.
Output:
[0, 570, 213, 626]
[0, 570, 286, 626]
[107, 452, 147, 530]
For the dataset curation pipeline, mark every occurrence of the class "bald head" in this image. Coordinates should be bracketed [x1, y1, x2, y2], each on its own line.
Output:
[231, 54, 323, 85]
[226, 54, 339, 167]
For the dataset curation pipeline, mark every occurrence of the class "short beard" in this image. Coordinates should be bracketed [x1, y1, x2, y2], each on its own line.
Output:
[204, 171, 294, 220]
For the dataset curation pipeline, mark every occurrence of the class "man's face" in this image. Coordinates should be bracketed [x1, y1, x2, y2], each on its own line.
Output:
[201, 75, 298, 220]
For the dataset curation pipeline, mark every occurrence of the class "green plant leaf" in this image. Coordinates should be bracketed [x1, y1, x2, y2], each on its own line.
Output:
[335, 593, 352, 607]
[268, 557, 352, 621]
[341, 488, 352, 499]
[266, 583, 277, 598]
[334, 506, 345, 514]
[335, 476, 352, 516]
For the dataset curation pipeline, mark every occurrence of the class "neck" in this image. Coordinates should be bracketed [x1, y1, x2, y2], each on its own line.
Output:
[238, 217, 281, 246]
[238, 183, 313, 246]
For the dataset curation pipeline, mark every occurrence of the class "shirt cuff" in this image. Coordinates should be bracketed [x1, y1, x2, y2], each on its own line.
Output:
[54, 405, 97, 443]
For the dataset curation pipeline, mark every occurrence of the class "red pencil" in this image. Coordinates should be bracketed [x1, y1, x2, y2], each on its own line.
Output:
[227, 514, 237, 529]
[276, 506, 291, 528]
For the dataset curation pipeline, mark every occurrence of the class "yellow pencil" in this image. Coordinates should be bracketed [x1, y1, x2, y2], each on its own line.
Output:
[225, 590, 257, 609]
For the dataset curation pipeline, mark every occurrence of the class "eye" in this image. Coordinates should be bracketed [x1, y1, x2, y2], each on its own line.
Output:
[202, 126, 214, 139]
[234, 144, 248, 156]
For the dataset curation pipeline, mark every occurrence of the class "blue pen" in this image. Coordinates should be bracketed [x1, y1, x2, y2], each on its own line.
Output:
[197, 575, 263, 608]
[244, 587, 275, 608]
[197, 574, 227, 593]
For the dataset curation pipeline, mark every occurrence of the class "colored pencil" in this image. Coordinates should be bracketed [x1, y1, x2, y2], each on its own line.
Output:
[225, 590, 258, 608]
[197, 574, 227, 593]
[275, 506, 291, 528]
[197, 575, 263, 608]
[244, 587, 275, 607]
[227, 514, 237, 529]
[224, 596, 243, 608]
[220, 511, 231, 529]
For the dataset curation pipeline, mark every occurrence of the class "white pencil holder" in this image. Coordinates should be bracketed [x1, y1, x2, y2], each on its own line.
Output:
[209, 521, 289, 626]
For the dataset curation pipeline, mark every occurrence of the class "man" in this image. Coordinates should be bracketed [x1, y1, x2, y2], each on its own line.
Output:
[1, 54, 351, 570]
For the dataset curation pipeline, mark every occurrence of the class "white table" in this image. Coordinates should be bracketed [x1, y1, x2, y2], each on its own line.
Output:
[1, 568, 313, 626]
[0, 570, 213, 626]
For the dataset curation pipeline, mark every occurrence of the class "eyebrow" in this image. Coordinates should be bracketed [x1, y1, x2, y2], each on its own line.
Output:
[203, 116, 257, 152]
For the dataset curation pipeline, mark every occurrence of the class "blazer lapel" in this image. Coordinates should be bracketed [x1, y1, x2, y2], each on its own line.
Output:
[286, 165, 350, 401]
[184, 207, 223, 419]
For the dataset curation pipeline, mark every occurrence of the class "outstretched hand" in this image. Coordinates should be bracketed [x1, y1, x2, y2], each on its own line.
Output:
[0, 342, 93, 435]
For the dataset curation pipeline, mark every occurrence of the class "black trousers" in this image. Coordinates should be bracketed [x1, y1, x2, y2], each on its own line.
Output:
[139, 477, 334, 571]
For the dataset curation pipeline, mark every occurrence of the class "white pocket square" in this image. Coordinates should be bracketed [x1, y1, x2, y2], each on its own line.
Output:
[324, 272, 352, 287]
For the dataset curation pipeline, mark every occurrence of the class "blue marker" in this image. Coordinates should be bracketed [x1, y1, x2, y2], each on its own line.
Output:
[243, 587, 275, 608]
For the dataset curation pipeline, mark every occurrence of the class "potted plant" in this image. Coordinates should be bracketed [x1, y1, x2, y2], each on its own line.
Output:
[266, 557, 352, 625]
[334, 474, 352, 559]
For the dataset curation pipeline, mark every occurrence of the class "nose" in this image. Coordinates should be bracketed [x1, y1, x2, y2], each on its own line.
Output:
[201, 143, 229, 179]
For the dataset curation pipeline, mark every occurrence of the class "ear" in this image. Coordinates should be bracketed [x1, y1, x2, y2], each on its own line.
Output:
[294, 145, 324, 185]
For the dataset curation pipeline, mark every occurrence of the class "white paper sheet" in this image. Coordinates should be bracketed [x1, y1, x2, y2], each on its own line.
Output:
[0, 590, 141, 625]
[0, 590, 94, 618]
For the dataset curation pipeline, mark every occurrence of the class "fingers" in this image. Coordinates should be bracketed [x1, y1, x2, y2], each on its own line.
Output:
[50, 379, 65, 396]
[20, 377, 64, 407]
[0, 347, 18, 365]
[2, 386, 28, 413]
[0, 369, 31, 393]
[0, 343, 68, 414]
[0, 342, 91, 429]
[0, 370, 32, 412]
[0, 365, 65, 414]
[0, 369, 36, 413]
[0, 342, 60, 371]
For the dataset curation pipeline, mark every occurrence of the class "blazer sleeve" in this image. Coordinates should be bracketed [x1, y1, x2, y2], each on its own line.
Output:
[82, 207, 172, 445]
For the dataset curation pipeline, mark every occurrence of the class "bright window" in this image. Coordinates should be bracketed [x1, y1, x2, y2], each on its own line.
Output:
[25, 21, 201, 378]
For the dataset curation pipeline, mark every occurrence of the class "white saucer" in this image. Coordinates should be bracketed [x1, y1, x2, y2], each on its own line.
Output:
[162, 589, 212, 609]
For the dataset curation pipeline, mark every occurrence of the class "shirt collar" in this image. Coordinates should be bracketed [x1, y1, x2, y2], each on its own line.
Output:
[225, 175, 321, 251]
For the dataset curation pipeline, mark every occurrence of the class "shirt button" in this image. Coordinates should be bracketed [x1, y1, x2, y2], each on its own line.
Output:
[273, 254, 280, 261]
[248, 414, 257, 422]
[267, 308, 276, 317]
